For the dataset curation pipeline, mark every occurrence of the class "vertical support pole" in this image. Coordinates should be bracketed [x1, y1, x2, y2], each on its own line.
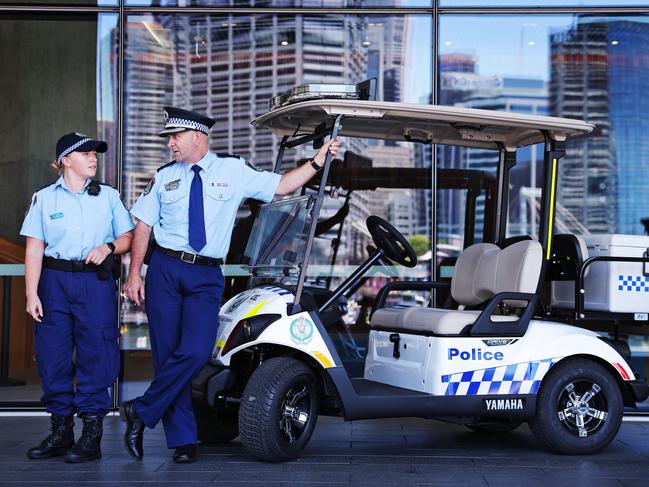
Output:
[292, 115, 344, 309]
[538, 134, 565, 262]
[493, 144, 516, 247]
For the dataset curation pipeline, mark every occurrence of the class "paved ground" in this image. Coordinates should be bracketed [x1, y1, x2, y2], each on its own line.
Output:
[0, 415, 648, 486]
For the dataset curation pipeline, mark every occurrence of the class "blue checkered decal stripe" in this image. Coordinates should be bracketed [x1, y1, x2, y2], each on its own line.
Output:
[262, 286, 292, 296]
[441, 357, 560, 396]
[618, 275, 649, 293]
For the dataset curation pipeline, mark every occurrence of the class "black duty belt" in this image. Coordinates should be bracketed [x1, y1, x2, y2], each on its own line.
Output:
[156, 246, 223, 266]
[43, 257, 99, 272]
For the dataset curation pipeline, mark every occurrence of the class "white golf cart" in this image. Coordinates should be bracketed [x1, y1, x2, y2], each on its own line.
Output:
[191, 82, 649, 462]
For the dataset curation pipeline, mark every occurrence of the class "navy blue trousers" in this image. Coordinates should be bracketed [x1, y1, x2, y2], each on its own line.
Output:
[35, 268, 119, 417]
[134, 250, 223, 448]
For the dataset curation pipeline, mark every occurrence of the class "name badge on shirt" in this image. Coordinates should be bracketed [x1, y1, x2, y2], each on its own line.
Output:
[49, 212, 64, 220]
[164, 179, 181, 191]
[209, 182, 229, 187]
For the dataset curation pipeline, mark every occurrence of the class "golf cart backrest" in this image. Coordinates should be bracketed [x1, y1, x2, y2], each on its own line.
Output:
[371, 240, 542, 335]
[451, 240, 543, 308]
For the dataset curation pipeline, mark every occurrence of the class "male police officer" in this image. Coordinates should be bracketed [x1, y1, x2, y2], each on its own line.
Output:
[122, 106, 339, 463]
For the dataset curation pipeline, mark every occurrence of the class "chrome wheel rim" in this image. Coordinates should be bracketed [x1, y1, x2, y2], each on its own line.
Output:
[556, 379, 608, 438]
[279, 384, 311, 443]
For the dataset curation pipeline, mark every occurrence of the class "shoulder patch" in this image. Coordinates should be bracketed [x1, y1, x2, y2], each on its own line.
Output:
[244, 160, 264, 172]
[143, 176, 155, 197]
[156, 160, 176, 173]
[24, 193, 38, 218]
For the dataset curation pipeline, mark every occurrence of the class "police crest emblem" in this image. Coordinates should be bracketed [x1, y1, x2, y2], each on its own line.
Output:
[290, 316, 314, 345]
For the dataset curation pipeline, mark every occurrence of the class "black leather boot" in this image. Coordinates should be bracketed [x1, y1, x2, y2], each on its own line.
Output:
[27, 415, 75, 459]
[64, 414, 103, 463]
[120, 400, 144, 460]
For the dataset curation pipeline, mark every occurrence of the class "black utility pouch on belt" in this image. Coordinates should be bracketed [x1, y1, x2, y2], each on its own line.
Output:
[97, 255, 121, 281]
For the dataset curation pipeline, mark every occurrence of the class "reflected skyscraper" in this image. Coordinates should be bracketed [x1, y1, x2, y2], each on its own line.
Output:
[438, 52, 547, 242]
[550, 19, 616, 234]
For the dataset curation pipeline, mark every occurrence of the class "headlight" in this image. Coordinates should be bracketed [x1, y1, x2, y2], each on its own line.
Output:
[221, 314, 282, 355]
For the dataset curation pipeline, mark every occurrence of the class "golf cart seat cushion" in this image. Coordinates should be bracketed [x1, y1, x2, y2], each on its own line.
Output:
[370, 240, 542, 335]
[369, 307, 403, 328]
[371, 307, 518, 335]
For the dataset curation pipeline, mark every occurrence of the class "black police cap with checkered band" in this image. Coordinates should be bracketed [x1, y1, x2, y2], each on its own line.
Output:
[56, 132, 107, 165]
[158, 106, 216, 137]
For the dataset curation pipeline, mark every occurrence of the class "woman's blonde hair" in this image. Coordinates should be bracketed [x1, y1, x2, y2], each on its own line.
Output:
[50, 159, 64, 175]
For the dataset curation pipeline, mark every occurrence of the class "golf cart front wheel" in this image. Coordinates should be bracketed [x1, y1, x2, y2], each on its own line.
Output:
[530, 358, 623, 454]
[239, 357, 319, 462]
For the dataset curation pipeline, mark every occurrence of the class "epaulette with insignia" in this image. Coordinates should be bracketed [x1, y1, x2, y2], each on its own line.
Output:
[157, 160, 177, 172]
[216, 153, 244, 160]
[99, 182, 118, 191]
[36, 182, 56, 193]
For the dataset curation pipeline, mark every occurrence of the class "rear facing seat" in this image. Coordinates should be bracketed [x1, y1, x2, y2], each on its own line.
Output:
[371, 240, 543, 335]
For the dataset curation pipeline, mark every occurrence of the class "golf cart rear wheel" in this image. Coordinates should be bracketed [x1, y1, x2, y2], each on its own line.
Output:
[530, 358, 623, 454]
[239, 357, 319, 462]
[466, 419, 523, 434]
[194, 405, 239, 445]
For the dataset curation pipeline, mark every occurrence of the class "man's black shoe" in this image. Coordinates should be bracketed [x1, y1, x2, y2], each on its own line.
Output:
[173, 444, 197, 463]
[65, 414, 103, 463]
[120, 400, 144, 460]
[27, 414, 75, 459]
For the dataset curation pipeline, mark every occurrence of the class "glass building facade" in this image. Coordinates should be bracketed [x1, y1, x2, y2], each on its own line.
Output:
[1, 1, 649, 408]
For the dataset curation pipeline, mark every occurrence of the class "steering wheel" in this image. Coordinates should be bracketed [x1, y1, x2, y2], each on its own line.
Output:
[366, 216, 417, 268]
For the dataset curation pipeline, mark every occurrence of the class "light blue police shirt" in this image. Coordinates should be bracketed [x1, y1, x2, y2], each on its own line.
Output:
[130, 151, 281, 259]
[20, 177, 135, 260]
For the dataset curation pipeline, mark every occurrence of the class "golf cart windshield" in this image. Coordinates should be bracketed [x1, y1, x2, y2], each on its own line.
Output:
[243, 195, 313, 279]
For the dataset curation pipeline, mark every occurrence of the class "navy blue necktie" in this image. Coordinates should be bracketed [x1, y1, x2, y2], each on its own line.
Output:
[188, 165, 206, 253]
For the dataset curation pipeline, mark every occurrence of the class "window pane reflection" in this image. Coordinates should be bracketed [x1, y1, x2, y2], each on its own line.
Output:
[0, 13, 118, 405]
[439, 13, 649, 408]
[121, 12, 432, 386]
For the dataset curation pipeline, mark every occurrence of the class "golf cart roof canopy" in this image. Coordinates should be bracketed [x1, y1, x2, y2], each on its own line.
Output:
[253, 99, 594, 151]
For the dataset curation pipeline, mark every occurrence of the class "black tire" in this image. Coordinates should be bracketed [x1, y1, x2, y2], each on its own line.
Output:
[530, 358, 623, 454]
[466, 419, 523, 434]
[239, 357, 319, 462]
[194, 405, 239, 445]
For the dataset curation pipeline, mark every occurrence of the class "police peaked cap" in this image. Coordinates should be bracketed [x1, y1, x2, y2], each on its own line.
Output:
[56, 132, 107, 165]
[159, 106, 216, 137]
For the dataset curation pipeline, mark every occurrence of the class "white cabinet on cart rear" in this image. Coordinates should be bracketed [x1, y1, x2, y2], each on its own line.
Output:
[552, 234, 649, 313]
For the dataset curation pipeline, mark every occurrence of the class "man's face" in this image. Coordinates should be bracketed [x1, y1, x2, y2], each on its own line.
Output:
[167, 130, 199, 162]
[62, 151, 98, 179]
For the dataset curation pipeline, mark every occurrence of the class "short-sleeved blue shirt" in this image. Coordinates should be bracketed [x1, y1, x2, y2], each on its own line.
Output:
[20, 177, 135, 260]
[130, 151, 281, 259]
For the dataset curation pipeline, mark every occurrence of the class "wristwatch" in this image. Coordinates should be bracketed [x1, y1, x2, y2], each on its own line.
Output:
[106, 242, 116, 254]
[310, 159, 322, 171]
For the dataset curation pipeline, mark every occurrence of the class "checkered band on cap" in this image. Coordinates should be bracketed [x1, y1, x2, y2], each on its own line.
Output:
[166, 118, 209, 134]
[57, 138, 92, 165]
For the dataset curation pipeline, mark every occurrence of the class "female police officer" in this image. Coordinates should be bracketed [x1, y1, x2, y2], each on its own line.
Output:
[20, 133, 134, 463]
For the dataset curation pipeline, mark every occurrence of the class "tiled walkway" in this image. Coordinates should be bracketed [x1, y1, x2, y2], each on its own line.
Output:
[0, 415, 648, 486]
